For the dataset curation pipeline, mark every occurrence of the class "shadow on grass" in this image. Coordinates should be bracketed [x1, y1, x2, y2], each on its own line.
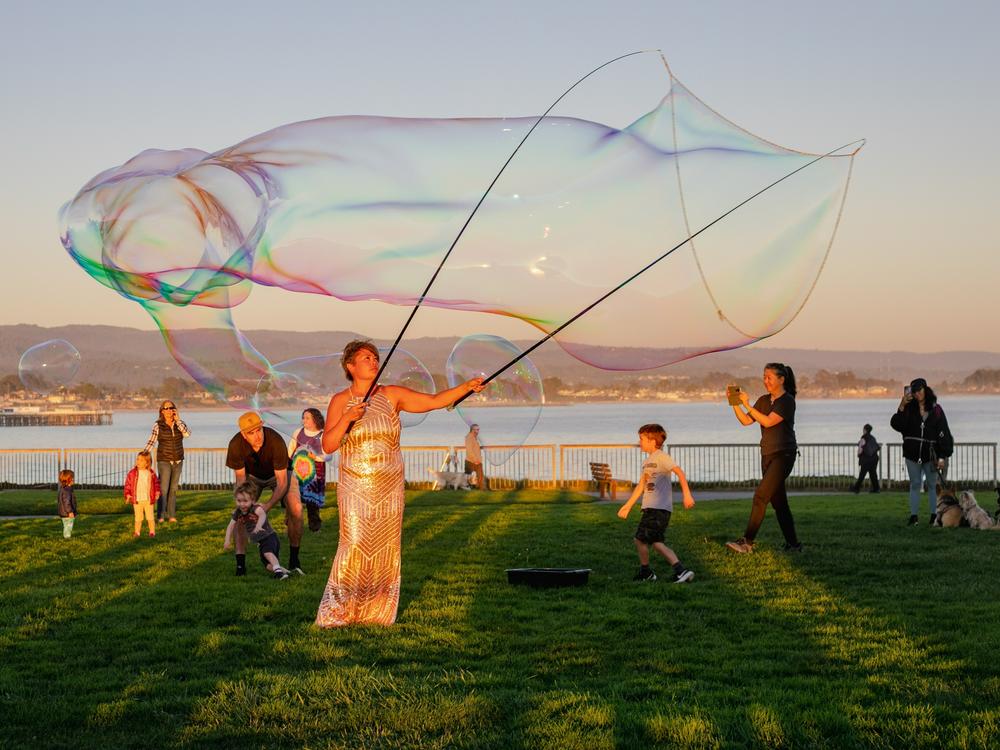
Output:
[4, 491, 999, 748]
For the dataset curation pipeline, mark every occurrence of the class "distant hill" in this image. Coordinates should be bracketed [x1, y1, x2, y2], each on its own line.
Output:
[3, 324, 1000, 390]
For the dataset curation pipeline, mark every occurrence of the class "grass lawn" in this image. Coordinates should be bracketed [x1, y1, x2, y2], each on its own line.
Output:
[1, 488, 998, 749]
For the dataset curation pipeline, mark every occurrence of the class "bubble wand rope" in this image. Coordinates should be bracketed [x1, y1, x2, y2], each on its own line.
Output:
[348, 50, 657, 427]
[450, 137, 865, 409]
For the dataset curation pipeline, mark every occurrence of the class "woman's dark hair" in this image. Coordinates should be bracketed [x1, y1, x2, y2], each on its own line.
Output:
[341, 340, 379, 382]
[765, 362, 797, 397]
[906, 384, 938, 412]
[302, 407, 325, 431]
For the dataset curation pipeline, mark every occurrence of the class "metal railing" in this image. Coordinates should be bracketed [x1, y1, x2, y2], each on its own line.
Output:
[1, 442, 995, 490]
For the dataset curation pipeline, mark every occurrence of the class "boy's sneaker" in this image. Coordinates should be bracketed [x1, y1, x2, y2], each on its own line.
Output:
[673, 569, 695, 584]
[907, 515, 919, 526]
[235, 566, 246, 577]
[726, 538, 754, 553]
[782, 542, 803, 552]
[632, 568, 657, 582]
[273, 568, 290, 580]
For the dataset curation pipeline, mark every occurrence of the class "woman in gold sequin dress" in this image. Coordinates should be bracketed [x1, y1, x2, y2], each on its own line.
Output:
[315, 340, 484, 627]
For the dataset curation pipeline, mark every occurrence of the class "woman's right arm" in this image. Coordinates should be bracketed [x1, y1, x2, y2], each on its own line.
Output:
[143, 424, 158, 453]
[889, 407, 908, 433]
[322, 391, 367, 454]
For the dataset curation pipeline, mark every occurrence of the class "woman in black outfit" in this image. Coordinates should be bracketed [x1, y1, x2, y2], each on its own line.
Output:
[726, 362, 802, 553]
[890, 377, 950, 526]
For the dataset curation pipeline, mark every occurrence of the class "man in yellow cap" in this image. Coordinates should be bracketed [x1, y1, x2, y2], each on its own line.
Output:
[225, 411, 305, 575]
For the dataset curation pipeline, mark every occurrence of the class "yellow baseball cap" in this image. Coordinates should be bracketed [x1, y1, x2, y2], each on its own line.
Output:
[238, 411, 263, 432]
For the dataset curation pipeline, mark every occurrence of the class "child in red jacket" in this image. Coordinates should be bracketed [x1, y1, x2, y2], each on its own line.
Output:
[124, 451, 161, 538]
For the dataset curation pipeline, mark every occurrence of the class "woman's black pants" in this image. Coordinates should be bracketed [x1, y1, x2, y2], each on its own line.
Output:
[745, 449, 799, 544]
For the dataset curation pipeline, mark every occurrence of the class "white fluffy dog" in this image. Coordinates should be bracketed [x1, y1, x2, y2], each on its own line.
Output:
[428, 468, 471, 490]
[958, 490, 997, 530]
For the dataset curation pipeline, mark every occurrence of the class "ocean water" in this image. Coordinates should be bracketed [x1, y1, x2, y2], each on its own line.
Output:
[2, 396, 998, 450]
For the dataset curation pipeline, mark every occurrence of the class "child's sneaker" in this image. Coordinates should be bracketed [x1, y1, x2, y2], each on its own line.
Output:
[149, 532, 155, 538]
[725, 538, 754, 553]
[273, 568, 290, 580]
[673, 569, 695, 583]
[235, 566, 246, 577]
[632, 568, 657, 582]
[133, 532, 140, 539]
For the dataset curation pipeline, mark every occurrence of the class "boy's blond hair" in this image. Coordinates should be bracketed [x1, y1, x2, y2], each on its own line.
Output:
[136, 451, 152, 469]
[234, 481, 257, 504]
[638, 423, 667, 448]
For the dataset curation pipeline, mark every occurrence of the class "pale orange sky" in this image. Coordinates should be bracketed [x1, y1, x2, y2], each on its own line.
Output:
[3, 1, 998, 353]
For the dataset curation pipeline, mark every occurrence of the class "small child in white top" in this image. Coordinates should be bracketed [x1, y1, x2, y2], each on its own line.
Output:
[617, 423, 695, 583]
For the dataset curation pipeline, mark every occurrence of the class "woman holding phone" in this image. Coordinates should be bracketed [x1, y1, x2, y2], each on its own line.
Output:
[891, 377, 951, 526]
[725, 363, 803, 553]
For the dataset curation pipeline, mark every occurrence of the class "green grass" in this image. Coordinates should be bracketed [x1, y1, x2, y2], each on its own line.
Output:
[1, 489, 998, 749]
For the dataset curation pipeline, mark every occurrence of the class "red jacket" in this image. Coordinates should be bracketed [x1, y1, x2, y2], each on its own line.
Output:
[124, 467, 161, 504]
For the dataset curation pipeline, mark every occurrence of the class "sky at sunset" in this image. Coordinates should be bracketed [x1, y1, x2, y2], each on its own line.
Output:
[2, 0, 998, 356]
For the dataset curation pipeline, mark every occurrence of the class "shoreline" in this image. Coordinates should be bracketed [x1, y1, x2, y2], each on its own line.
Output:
[105, 392, 1000, 412]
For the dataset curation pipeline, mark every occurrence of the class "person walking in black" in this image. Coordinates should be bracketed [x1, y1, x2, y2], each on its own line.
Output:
[852, 424, 880, 494]
[725, 362, 803, 553]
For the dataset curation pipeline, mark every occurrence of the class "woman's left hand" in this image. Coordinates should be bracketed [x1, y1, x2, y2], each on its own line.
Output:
[466, 377, 486, 393]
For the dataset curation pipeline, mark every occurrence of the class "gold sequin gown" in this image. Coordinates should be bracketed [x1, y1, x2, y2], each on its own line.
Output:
[316, 390, 404, 627]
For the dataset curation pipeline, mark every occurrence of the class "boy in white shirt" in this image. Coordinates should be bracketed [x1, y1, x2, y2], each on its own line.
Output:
[618, 423, 696, 582]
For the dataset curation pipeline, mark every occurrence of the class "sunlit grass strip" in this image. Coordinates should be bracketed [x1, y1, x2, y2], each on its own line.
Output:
[1, 490, 998, 748]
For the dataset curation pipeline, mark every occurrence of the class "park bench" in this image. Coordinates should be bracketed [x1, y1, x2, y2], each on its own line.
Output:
[589, 462, 617, 500]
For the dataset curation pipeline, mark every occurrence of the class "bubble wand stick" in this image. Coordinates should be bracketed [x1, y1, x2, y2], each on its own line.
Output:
[349, 50, 658, 426]
[449, 138, 865, 409]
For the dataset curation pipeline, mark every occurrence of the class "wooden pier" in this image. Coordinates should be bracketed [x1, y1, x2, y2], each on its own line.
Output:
[0, 409, 113, 427]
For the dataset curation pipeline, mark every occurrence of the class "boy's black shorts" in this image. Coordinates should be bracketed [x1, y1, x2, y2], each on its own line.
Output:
[634, 508, 672, 544]
[257, 532, 280, 567]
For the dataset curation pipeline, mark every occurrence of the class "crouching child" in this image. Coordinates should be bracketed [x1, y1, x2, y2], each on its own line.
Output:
[617, 423, 696, 583]
[224, 482, 289, 580]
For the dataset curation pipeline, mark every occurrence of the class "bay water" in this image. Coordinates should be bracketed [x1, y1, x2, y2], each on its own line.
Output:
[3, 396, 999, 450]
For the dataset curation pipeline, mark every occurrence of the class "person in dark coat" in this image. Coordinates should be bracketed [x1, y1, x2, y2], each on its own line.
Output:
[890, 378, 951, 526]
[851, 424, 880, 494]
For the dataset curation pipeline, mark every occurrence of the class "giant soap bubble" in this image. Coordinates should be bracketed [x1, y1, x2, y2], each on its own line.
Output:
[59, 52, 861, 404]
[446, 334, 544, 465]
[18, 339, 81, 394]
[254, 346, 435, 436]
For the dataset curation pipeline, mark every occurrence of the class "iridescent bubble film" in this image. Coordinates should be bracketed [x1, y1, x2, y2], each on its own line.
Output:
[60, 53, 860, 402]
[18, 339, 81, 394]
[254, 347, 434, 436]
[446, 334, 544, 466]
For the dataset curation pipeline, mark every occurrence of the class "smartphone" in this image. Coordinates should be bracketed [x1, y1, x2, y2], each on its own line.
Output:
[903, 385, 911, 397]
[726, 384, 742, 406]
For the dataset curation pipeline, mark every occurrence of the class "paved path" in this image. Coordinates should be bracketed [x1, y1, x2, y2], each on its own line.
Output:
[587, 490, 851, 504]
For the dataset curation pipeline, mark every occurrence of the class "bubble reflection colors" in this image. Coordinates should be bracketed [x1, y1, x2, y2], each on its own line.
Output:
[18, 339, 81, 394]
[60, 54, 860, 403]
[446, 334, 544, 466]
